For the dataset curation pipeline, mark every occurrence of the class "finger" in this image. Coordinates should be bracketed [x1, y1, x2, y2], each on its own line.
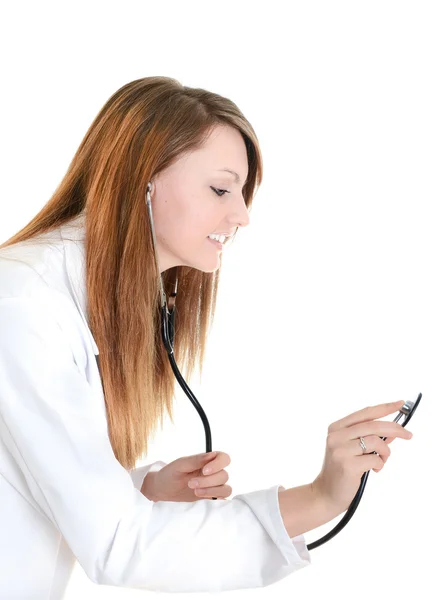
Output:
[352, 435, 391, 462]
[375, 433, 401, 445]
[180, 451, 217, 475]
[347, 420, 412, 441]
[188, 470, 229, 489]
[329, 400, 404, 432]
[201, 451, 231, 475]
[194, 485, 232, 499]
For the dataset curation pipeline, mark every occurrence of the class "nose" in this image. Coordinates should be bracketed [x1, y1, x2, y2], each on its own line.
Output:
[229, 195, 251, 230]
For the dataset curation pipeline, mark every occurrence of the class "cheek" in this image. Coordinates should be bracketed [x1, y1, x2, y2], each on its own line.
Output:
[152, 193, 184, 240]
[152, 189, 214, 247]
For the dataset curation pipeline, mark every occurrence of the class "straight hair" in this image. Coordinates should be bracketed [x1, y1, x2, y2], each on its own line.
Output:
[0, 76, 263, 470]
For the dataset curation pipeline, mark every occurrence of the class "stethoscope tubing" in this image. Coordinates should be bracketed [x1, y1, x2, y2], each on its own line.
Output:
[307, 394, 421, 549]
[146, 182, 421, 546]
[162, 293, 421, 547]
[161, 304, 213, 453]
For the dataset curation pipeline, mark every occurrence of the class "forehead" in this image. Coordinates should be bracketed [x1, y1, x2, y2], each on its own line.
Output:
[165, 124, 249, 185]
[190, 125, 248, 178]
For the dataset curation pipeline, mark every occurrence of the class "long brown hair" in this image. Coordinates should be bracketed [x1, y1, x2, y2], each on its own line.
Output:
[0, 76, 263, 470]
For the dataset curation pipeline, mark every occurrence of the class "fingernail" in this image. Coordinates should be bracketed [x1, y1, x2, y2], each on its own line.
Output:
[203, 466, 212, 475]
[188, 479, 199, 488]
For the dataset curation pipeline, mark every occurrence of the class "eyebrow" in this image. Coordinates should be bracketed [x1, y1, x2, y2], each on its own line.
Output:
[215, 169, 244, 185]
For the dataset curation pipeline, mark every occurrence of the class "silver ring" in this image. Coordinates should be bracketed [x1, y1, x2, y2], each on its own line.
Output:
[359, 436, 367, 453]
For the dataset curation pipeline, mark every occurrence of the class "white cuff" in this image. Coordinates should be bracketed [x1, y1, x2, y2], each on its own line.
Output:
[128, 460, 167, 491]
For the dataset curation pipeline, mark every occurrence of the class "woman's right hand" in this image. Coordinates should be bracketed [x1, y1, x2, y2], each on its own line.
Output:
[312, 400, 413, 514]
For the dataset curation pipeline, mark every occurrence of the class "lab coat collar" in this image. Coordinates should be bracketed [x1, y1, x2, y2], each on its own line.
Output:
[59, 212, 99, 355]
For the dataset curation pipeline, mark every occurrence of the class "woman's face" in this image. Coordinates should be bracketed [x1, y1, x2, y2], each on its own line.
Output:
[149, 124, 250, 273]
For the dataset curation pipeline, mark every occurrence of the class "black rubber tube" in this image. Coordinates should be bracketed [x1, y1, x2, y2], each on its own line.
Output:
[306, 393, 421, 550]
[161, 302, 421, 539]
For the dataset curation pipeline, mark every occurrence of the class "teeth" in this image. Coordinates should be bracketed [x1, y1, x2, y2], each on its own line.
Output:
[208, 233, 227, 243]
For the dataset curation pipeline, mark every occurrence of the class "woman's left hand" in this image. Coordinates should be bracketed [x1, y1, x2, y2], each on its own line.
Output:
[141, 451, 232, 502]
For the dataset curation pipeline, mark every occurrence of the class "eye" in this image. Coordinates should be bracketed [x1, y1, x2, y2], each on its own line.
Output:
[210, 186, 230, 197]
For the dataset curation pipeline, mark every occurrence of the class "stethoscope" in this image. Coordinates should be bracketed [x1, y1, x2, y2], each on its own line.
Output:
[145, 182, 422, 550]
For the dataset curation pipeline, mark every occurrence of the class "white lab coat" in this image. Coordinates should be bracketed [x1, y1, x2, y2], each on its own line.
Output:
[0, 213, 311, 598]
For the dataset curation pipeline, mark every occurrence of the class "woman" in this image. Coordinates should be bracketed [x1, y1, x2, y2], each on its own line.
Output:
[0, 76, 412, 597]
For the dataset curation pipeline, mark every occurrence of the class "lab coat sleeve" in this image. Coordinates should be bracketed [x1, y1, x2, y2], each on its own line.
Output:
[129, 461, 167, 491]
[0, 294, 311, 593]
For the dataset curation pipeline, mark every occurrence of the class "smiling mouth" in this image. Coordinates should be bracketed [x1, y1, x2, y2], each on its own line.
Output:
[207, 237, 224, 250]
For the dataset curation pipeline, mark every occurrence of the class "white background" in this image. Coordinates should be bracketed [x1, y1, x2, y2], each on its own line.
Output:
[1, 1, 440, 598]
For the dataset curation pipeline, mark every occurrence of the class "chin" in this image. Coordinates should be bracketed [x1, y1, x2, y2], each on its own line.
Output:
[183, 256, 221, 274]
[178, 245, 223, 273]
[192, 263, 221, 274]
